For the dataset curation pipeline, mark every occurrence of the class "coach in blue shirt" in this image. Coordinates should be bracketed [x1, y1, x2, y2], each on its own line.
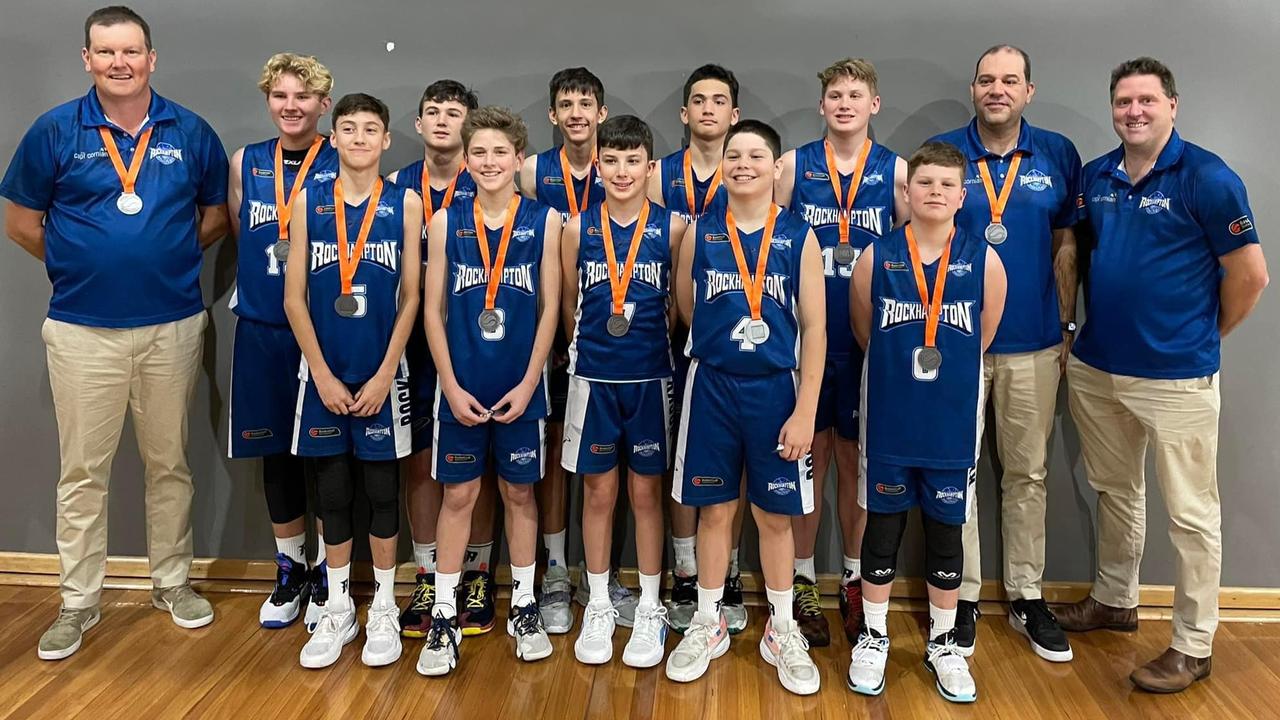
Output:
[0, 6, 229, 661]
[929, 45, 1081, 663]
[1057, 57, 1268, 693]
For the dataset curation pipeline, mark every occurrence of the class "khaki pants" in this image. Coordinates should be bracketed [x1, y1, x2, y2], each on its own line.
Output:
[1066, 356, 1221, 658]
[42, 312, 207, 609]
[961, 345, 1062, 602]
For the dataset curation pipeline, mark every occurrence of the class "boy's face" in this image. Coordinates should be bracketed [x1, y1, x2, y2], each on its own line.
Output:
[905, 163, 966, 224]
[723, 131, 780, 199]
[267, 72, 331, 139]
[549, 90, 606, 146]
[416, 99, 469, 153]
[681, 79, 739, 142]
[820, 77, 879, 136]
[465, 128, 522, 194]
[597, 146, 654, 204]
[331, 111, 390, 171]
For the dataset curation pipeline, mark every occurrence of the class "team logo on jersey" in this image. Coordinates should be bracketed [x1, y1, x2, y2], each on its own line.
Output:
[308, 427, 340, 438]
[883, 260, 908, 271]
[241, 429, 273, 440]
[251, 167, 275, 178]
[314, 170, 337, 183]
[935, 486, 964, 505]
[691, 476, 723, 486]
[947, 261, 973, 277]
[510, 447, 537, 465]
[875, 483, 906, 496]
[590, 443, 615, 454]
[861, 172, 885, 186]
[1018, 169, 1053, 192]
[512, 225, 536, 243]
[770, 235, 793, 250]
[768, 478, 797, 496]
[879, 298, 975, 335]
[1229, 215, 1254, 236]
[1139, 192, 1171, 215]
[246, 200, 279, 231]
[445, 453, 476, 463]
[633, 440, 661, 458]
[703, 233, 728, 244]
[453, 188, 475, 200]
[803, 170, 830, 181]
[800, 204, 885, 236]
[149, 142, 183, 165]
[310, 240, 400, 273]
[365, 424, 391, 441]
[374, 202, 395, 218]
[452, 261, 537, 295]
[703, 269, 789, 306]
[583, 260, 666, 292]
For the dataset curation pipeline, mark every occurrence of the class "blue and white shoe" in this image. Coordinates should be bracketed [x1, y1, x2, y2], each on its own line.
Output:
[623, 603, 669, 668]
[259, 553, 309, 629]
[846, 627, 889, 696]
[925, 629, 977, 703]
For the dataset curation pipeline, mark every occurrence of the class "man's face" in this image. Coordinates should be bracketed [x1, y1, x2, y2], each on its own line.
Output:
[681, 79, 740, 142]
[597, 146, 654, 204]
[331, 111, 390, 171]
[465, 128, 522, 194]
[971, 49, 1034, 129]
[267, 72, 330, 139]
[905, 163, 966, 224]
[1111, 74, 1178, 152]
[416, 99, 469, 153]
[82, 22, 155, 101]
[820, 77, 880, 136]
[549, 90, 606, 146]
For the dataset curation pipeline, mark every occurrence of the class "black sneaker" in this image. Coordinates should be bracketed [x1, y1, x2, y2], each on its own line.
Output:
[304, 561, 328, 633]
[1009, 598, 1073, 662]
[666, 574, 697, 633]
[722, 573, 747, 634]
[954, 600, 979, 657]
[259, 553, 309, 628]
[458, 570, 496, 636]
[399, 572, 435, 638]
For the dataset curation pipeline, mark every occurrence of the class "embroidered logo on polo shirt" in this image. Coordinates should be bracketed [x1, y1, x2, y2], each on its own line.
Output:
[149, 142, 183, 165]
[1018, 169, 1052, 192]
[1139, 191, 1171, 215]
[1229, 216, 1254, 236]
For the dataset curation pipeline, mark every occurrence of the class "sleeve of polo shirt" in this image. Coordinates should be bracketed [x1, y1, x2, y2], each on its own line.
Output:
[193, 117, 229, 207]
[1052, 139, 1084, 229]
[1192, 161, 1259, 256]
[0, 114, 59, 211]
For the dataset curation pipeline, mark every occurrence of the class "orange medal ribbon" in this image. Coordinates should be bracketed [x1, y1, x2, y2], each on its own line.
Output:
[904, 223, 956, 349]
[333, 177, 385, 296]
[473, 195, 522, 312]
[976, 152, 1023, 227]
[421, 161, 462, 224]
[600, 201, 652, 316]
[682, 148, 723, 219]
[822, 138, 873, 249]
[724, 204, 780, 321]
[273, 136, 324, 241]
[559, 146, 595, 215]
[99, 125, 152, 208]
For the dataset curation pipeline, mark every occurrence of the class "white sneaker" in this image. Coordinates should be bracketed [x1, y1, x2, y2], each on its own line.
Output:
[759, 618, 820, 695]
[259, 554, 307, 629]
[299, 605, 358, 669]
[361, 601, 402, 667]
[623, 604, 669, 668]
[416, 614, 462, 677]
[925, 630, 978, 703]
[665, 611, 729, 683]
[508, 603, 553, 662]
[574, 601, 618, 665]
[539, 565, 574, 634]
[846, 627, 890, 696]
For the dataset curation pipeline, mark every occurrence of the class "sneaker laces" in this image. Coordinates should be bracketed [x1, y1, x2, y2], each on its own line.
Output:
[581, 603, 619, 642]
[776, 623, 814, 671]
[52, 607, 89, 630]
[425, 615, 459, 652]
[367, 604, 399, 636]
[850, 630, 889, 667]
[268, 556, 303, 605]
[927, 634, 971, 677]
[511, 604, 545, 637]
[680, 617, 719, 655]
[162, 583, 203, 605]
[312, 608, 346, 641]
[465, 575, 488, 610]
[632, 605, 669, 640]
[408, 578, 435, 613]
[795, 584, 822, 617]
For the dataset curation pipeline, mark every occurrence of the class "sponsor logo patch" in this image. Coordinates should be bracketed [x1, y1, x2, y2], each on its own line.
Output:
[315, 204, 336, 215]
[803, 170, 830, 181]
[704, 232, 728, 244]
[1229, 215, 1254, 236]
[445, 453, 476, 464]
[309, 427, 340, 438]
[251, 167, 274, 178]
[875, 483, 906, 496]
[692, 476, 723, 487]
[883, 260, 908, 271]
[240, 429, 273, 440]
[590, 443, 615, 454]
[455, 228, 477, 238]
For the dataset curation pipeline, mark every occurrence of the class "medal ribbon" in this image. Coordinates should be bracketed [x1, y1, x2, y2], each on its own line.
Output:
[976, 152, 1023, 226]
[421, 162, 463, 224]
[333, 177, 385, 296]
[600, 201, 652, 316]
[273, 136, 324, 241]
[822, 138, 872, 248]
[904, 223, 955, 349]
[724, 204, 779, 322]
[559, 146, 596, 215]
[683, 148, 723, 219]
[474, 195, 522, 312]
[99, 126, 153, 198]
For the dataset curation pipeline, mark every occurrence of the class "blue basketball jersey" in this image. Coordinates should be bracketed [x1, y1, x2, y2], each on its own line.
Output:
[304, 179, 408, 383]
[440, 196, 553, 420]
[687, 206, 810, 375]
[392, 159, 476, 242]
[533, 147, 605, 220]
[233, 138, 340, 325]
[789, 139, 899, 358]
[659, 149, 727, 222]
[864, 226, 987, 469]
[568, 202, 674, 382]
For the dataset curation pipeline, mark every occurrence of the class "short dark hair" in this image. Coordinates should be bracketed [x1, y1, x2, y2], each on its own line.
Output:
[907, 141, 967, 179]
[597, 115, 653, 159]
[1110, 56, 1177, 99]
[973, 44, 1031, 84]
[683, 64, 739, 107]
[84, 6, 151, 50]
[724, 119, 781, 161]
[331, 93, 390, 130]
[419, 79, 478, 115]
[548, 67, 605, 108]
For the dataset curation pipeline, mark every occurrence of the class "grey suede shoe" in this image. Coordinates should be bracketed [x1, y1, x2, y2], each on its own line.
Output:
[38, 606, 101, 660]
[152, 583, 214, 628]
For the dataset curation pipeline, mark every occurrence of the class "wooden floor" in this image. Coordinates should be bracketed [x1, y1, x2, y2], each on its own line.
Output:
[2, 585, 1279, 719]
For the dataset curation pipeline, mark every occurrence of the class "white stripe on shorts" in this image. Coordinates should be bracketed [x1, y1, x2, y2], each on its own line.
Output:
[671, 359, 699, 504]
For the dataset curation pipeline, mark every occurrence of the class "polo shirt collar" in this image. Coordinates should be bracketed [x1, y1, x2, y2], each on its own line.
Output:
[963, 117, 1034, 160]
[1108, 128, 1186, 182]
[79, 86, 175, 130]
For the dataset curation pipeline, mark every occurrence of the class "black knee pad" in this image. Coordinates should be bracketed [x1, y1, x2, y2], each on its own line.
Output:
[262, 453, 307, 524]
[860, 511, 908, 586]
[360, 459, 401, 539]
[308, 454, 355, 545]
[923, 514, 963, 591]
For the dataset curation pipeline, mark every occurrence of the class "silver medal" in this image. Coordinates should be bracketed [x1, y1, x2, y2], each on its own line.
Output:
[833, 243, 857, 265]
[334, 293, 359, 317]
[478, 309, 502, 333]
[918, 346, 943, 372]
[272, 241, 291, 262]
[606, 313, 630, 337]
[116, 192, 143, 215]
[747, 318, 770, 344]
[984, 222, 1008, 245]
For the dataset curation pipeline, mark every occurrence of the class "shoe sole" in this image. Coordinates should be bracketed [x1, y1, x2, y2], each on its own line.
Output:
[1008, 613, 1074, 663]
[1062, 620, 1139, 633]
[924, 660, 977, 703]
[758, 638, 820, 696]
[461, 621, 495, 637]
[622, 648, 664, 669]
[37, 612, 100, 661]
[725, 611, 748, 635]
[665, 631, 730, 682]
[846, 673, 886, 697]
[153, 599, 213, 629]
[260, 602, 302, 629]
[401, 628, 428, 639]
[1131, 669, 1211, 694]
[299, 621, 359, 669]
[362, 643, 403, 667]
[574, 641, 613, 665]
[417, 658, 457, 677]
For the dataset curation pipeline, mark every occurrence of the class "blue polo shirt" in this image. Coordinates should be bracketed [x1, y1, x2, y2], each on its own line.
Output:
[0, 88, 229, 328]
[1073, 130, 1259, 379]
[929, 119, 1082, 354]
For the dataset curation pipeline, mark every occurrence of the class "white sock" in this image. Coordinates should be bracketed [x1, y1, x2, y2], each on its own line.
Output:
[863, 597, 889, 636]
[327, 563, 352, 612]
[433, 570, 460, 619]
[413, 542, 436, 574]
[465, 541, 494, 573]
[587, 570, 610, 606]
[511, 563, 536, 608]
[373, 565, 396, 607]
[728, 547, 740, 578]
[276, 532, 306, 565]
[673, 536, 696, 577]
[696, 583, 723, 618]
[543, 531, 567, 569]
[638, 571, 661, 610]
[312, 535, 327, 566]
[841, 555, 861, 586]
[766, 586, 793, 628]
[930, 603, 957, 641]
[794, 556, 816, 583]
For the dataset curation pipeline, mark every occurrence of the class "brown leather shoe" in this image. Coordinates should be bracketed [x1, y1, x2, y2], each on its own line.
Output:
[792, 577, 830, 647]
[1055, 596, 1138, 632]
[1130, 648, 1211, 693]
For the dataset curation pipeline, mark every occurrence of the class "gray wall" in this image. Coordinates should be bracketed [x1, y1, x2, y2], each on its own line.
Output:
[3, 0, 1278, 587]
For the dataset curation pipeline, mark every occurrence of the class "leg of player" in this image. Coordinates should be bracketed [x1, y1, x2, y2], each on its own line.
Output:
[305, 516, 330, 632]
[723, 482, 749, 634]
[537, 437, 574, 633]
[575, 468, 620, 664]
[503, 477, 553, 662]
[834, 435, 867, 643]
[361, 458, 403, 667]
[756, 504, 820, 696]
[299, 454, 359, 669]
[922, 514, 976, 703]
[665, 500, 733, 683]
[459, 470, 498, 636]
[623, 468, 669, 668]
[260, 453, 311, 629]
[791, 431, 829, 647]
[400, 449, 440, 638]
[416, 477, 480, 677]
[849, 509, 905, 696]
[666, 485, 699, 632]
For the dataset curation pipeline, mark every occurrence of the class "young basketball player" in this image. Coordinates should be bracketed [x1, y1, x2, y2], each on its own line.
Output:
[283, 93, 423, 669]
[847, 141, 1007, 703]
[417, 106, 561, 676]
[227, 52, 339, 632]
[561, 115, 687, 667]
[667, 120, 824, 695]
[774, 57, 909, 646]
